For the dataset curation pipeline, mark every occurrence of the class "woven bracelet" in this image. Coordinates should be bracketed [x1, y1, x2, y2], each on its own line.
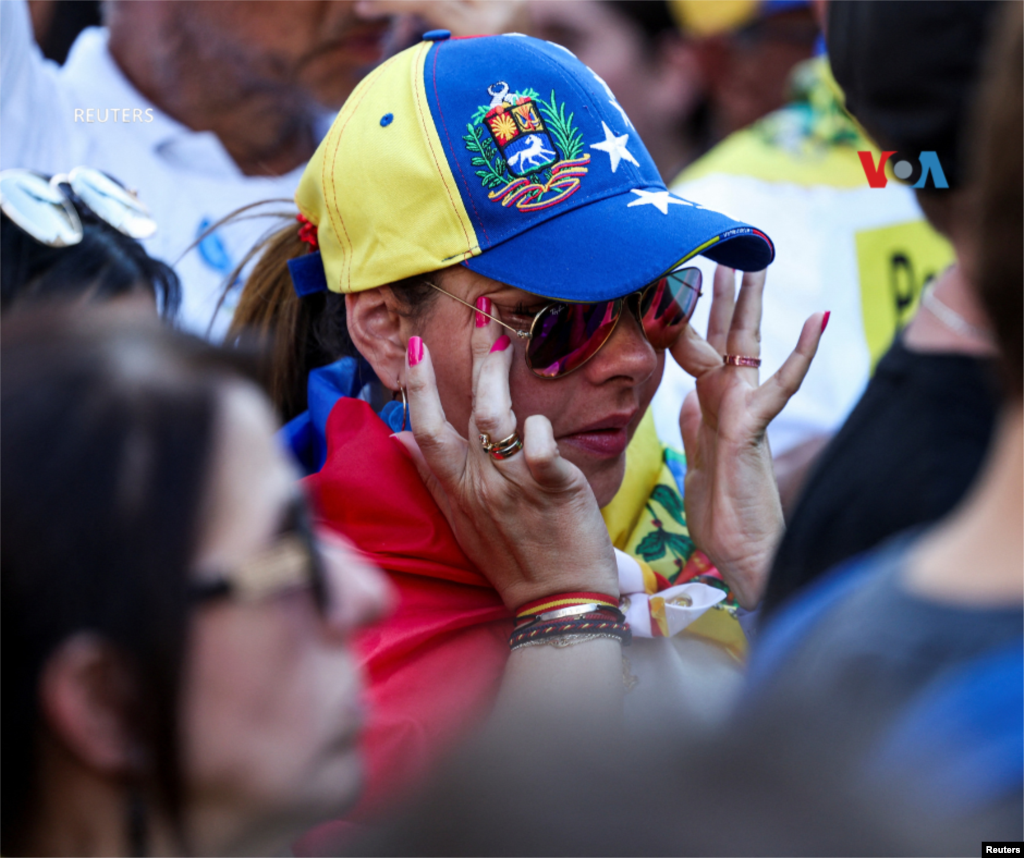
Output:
[509, 615, 631, 650]
[510, 632, 627, 651]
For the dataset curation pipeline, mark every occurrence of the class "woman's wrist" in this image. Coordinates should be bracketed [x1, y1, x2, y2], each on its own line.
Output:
[509, 591, 630, 651]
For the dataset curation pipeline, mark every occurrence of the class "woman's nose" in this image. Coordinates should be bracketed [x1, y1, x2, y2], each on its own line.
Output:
[582, 304, 658, 384]
[317, 529, 395, 639]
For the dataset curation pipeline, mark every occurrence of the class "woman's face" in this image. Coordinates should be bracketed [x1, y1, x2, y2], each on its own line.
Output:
[413, 267, 664, 508]
[181, 383, 392, 854]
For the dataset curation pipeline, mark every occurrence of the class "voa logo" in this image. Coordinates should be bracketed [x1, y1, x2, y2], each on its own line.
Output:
[858, 151, 949, 189]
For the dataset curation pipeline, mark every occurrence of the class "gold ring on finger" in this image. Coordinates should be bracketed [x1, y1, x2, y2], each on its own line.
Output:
[723, 354, 761, 368]
[479, 430, 524, 461]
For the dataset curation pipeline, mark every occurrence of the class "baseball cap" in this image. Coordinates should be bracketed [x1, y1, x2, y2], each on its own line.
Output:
[295, 31, 773, 303]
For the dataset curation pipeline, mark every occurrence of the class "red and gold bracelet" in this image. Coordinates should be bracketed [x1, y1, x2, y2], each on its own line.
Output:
[515, 591, 620, 621]
[510, 591, 629, 650]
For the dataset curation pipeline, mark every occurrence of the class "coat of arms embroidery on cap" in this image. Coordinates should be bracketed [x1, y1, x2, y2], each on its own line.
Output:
[463, 82, 591, 211]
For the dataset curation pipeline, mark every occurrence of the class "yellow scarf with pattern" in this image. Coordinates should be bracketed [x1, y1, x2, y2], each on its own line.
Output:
[601, 410, 747, 662]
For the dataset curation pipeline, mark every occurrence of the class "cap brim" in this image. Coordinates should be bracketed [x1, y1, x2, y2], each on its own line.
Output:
[463, 188, 774, 302]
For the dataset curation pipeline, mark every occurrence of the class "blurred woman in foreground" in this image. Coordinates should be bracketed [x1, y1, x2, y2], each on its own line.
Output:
[1, 308, 391, 855]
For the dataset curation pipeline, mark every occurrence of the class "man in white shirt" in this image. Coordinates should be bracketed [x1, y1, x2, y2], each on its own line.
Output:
[1, 0, 390, 336]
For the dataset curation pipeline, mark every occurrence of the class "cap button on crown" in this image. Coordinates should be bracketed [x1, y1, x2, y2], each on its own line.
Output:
[422, 29, 451, 41]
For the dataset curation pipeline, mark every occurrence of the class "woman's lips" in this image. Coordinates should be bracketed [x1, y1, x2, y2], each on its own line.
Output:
[558, 410, 639, 459]
[559, 427, 630, 459]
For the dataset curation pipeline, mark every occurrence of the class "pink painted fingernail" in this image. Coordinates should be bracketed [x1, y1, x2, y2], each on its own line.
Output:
[821, 311, 831, 334]
[490, 334, 511, 353]
[475, 296, 492, 328]
[407, 336, 424, 366]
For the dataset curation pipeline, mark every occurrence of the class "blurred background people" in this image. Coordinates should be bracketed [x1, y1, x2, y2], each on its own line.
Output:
[671, 0, 818, 145]
[745, 0, 1022, 829]
[652, 0, 987, 520]
[1, 0, 529, 337]
[528, 0, 705, 182]
[763, 0, 1003, 614]
[0, 167, 180, 317]
[1, 308, 391, 855]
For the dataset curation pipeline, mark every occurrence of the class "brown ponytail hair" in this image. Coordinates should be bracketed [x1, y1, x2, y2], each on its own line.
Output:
[226, 216, 439, 423]
[227, 221, 353, 421]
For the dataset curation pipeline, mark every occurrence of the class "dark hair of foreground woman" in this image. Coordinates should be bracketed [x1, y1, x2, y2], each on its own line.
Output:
[1, 308, 250, 852]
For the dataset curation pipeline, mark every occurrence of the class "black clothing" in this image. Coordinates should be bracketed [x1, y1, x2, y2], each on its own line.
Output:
[763, 336, 1000, 616]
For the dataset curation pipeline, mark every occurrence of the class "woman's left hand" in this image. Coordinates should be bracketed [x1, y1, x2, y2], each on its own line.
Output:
[670, 266, 826, 609]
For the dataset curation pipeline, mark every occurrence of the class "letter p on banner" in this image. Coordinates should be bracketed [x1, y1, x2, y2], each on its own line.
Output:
[858, 151, 896, 188]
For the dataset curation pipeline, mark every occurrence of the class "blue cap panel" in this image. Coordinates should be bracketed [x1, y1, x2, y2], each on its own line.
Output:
[464, 189, 774, 302]
[423, 35, 663, 252]
[421, 33, 774, 300]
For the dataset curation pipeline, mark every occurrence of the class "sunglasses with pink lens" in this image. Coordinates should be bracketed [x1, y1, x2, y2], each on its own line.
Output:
[426, 267, 702, 379]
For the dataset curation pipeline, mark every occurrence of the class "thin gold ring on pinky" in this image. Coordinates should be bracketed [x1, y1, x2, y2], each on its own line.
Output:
[723, 354, 762, 368]
[479, 430, 524, 461]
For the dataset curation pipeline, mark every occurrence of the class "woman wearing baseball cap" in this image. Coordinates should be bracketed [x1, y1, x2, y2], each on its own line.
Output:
[229, 30, 825, 823]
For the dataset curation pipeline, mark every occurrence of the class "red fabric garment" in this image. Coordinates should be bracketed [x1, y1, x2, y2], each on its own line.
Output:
[296, 399, 512, 853]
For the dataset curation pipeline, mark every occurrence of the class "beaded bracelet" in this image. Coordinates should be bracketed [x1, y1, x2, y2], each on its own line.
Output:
[509, 614, 632, 651]
[510, 632, 626, 651]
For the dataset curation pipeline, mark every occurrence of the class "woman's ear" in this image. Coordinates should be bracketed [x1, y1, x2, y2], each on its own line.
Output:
[39, 634, 143, 775]
[345, 288, 408, 391]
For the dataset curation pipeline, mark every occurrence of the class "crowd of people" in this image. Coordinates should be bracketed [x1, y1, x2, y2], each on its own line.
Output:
[1, 1, 1020, 855]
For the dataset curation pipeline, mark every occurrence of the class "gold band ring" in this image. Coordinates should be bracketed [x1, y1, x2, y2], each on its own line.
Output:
[479, 430, 524, 461]
[723, 354, 762, 368]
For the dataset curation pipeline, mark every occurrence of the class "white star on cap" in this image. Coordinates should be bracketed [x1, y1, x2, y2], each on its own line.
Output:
[627, 189, 691, 214]
[589, 122, 639, 173]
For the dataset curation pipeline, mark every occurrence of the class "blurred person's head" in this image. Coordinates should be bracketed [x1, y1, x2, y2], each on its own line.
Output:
[529, 0, 705, 180]
[0, 308, 391, 855]
[671, 0, 819, 142]
[0, 169, 180, 317]
[827, 1, 1002, 241]
[966, 1, 1023, 398]
[103, 1, 390, 115]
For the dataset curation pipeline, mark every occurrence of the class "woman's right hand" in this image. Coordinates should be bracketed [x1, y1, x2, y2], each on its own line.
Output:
[393, 314, 619, 612]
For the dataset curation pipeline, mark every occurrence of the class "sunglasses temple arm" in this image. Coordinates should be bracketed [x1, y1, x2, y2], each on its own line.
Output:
[421, 280, 528, 339]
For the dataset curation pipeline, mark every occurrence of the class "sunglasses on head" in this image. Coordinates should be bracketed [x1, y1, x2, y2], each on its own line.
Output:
[425, 267, 702, 379]
[189, 495, 329, 617]
[0, 167, 157, 248]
